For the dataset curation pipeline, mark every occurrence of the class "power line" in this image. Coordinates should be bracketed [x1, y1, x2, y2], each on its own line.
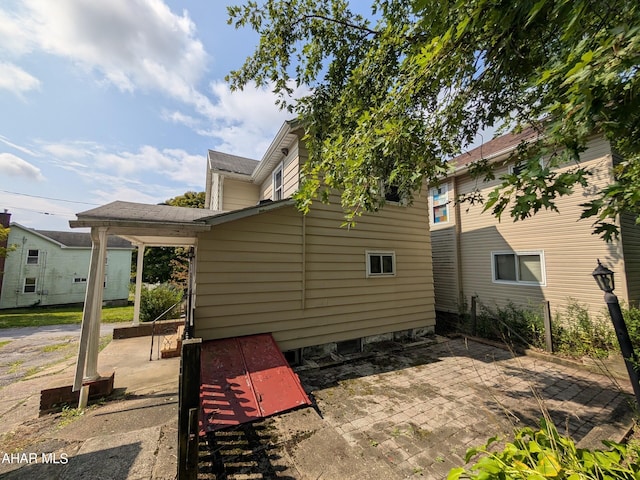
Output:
[0, 190, 100, 206]
[3, 205, 76, 218]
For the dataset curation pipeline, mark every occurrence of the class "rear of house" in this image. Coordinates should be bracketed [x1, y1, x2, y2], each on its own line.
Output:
[430, 131, 640, 319]
[196, 121, 436, 352]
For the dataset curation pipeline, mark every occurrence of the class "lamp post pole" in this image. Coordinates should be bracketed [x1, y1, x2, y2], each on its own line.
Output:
[592, 260, 640, 410]
[604, 290, 640, 410]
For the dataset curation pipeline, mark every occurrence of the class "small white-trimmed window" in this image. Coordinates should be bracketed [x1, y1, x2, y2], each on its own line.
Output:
[429, 184, 449, 225]
[272, 163, 283, 200]
[26, 249, 39, 265]
[366, 251, 396, 277]
[23, 277, 37, 293]
[491, 251, 546, 286]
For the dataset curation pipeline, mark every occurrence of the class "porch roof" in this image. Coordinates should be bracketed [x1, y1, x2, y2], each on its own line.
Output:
[69, 199, 296, 246]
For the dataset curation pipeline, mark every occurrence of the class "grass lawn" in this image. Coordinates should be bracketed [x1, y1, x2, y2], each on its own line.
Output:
[0, 305, 134, 329]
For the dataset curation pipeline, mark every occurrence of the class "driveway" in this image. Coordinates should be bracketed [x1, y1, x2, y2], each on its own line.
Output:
[0, 323, 119, 433]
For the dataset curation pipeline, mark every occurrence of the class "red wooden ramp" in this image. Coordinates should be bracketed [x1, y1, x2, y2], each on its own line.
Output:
[199, 333, 311, 433]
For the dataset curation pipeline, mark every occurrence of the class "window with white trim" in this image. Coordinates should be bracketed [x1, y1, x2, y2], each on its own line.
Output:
[429, 184, 449, 225]
[491, 251, 546, 285]
[366, 251, 396, 277]
[272, 163, 283, 200]
[23, 277, 37, 293]
[26, 249, 39, 265]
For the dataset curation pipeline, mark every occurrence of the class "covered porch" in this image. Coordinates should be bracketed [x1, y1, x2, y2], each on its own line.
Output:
[69, 201, 215, 405]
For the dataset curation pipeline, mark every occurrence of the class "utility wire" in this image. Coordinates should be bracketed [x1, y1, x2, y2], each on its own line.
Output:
[0, 189, 99, 206]
[2, 205, 76, 218]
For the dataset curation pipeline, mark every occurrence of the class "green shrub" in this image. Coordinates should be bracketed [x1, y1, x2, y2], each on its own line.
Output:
[140, 284, 183, 322]
[461, 298, 621, 359]
[448, 419, 640, 480]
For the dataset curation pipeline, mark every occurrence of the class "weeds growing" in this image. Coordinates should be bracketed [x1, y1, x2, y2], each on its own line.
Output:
[456, 298, 640, 359]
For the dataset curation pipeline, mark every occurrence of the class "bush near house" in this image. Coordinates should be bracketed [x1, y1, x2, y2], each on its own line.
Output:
[455, 299, 639, 359]
[139, 283, 183, 322]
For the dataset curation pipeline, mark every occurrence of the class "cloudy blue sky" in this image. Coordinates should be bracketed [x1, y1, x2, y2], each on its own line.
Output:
[0, 0, 303, 230]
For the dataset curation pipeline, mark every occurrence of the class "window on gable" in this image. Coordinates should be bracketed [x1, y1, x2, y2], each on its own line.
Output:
[492, 251, 545, 285]
[384, 183, 402, 203]
[366, 251, 396, 277]
[26, 249, 39, 265]
[509, 158, 544, 176]
[430, 184, 449, 225]
[273, 163, 283, 200]
[23, 277, 37, 293]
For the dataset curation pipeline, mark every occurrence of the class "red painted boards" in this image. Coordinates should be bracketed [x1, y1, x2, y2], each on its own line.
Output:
[200, 334, 311, 433]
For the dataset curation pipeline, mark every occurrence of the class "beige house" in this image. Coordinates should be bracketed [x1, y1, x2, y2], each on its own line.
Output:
[198, 120, 436, 351]
[430, 129, 640, 318]
[70, 120, 436, 389]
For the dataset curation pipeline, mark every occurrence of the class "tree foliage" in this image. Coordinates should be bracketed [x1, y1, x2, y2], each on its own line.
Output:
[228, 0, 639, 239]
[132, 192, 205, 286]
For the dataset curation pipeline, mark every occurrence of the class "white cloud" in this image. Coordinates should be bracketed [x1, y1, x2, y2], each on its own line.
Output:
[92, 186, 159, 206]
[1, 0, 212, 112]
[196, 82, 307, 159]
[0, 135, 41, 157]
[0, 152, 44, 180]
[0, 62, 41, 96]
[95, 146, 205, 186]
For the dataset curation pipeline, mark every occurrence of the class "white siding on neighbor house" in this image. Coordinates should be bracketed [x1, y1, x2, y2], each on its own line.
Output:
[221, 178, 260, 211]
[194, 192, 435, 351]
[450, 136, 625, 317]
[0, 228, 131, 309]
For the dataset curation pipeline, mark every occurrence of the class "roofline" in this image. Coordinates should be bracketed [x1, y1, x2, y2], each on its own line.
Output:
[9, 222, 67, 248]
[251, 119, 301, 184]
[201, 199, 296, 225]
[9, 222, 133, 249]
[69, 219, 212, 230]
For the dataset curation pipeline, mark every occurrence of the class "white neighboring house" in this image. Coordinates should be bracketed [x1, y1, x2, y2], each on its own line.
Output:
[0, 219, 132, 309]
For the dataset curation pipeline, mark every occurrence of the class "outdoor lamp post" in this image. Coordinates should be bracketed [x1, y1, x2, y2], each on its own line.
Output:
[592, 259, 640, 409]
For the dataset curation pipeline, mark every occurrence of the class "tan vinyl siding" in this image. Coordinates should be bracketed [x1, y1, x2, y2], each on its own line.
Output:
[222, 178, 260, 211]
[620, 213, 640, 306]
[259, 146, 300, 200]
[195, 193, 435, 351]
[454, 136, 625, 316]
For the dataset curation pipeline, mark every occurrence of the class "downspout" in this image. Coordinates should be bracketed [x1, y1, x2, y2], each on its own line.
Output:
[133, 243, 145, 326]
[453, 176, 464, 312]
[301, 214, 306, 310]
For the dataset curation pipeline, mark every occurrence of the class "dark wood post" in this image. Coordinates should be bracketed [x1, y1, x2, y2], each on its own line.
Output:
[471, 296, 477, 335]
[543, 301, 554, 353]
[178, 338, 201, 480]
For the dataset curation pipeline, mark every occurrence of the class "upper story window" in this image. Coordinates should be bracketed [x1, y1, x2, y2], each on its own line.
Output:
[429, 184, 449, 225]
[492, 250, 546, 286]
[509, 158, 544, 176]
[26, 249, 39, 265]
[384, 183, 402, 204]
[272, 163, 283, 200]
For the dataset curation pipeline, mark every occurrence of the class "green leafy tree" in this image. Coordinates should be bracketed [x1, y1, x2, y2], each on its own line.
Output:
[228, 0, 639, 239]
[0, 225, 11, 260]
[132, 192, 204, 286]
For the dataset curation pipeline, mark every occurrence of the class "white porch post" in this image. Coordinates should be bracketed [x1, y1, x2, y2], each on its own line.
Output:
[73, 226, 108, 396]
[133, 243, 145, 326]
